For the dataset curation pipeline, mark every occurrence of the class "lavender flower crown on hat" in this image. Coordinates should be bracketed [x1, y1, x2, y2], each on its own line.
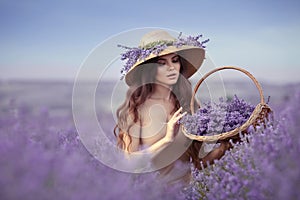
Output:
[117, 32, 209, 79]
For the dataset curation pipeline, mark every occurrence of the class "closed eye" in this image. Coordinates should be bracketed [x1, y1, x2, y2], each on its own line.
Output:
[172, 58, 179, 63]
[157, 55, 179, 65]
[157, 61, 166, 66]
[157, 58, 166, 66]
[172, 55, 179, 63]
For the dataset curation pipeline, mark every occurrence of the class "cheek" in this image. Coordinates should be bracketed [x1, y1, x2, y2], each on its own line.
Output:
[156, 66, 167, 75]
[155, 67, 164, 79]
[175, 62, 181, 71]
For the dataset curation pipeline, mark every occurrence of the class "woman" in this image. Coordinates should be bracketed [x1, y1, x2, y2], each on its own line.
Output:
[114, 30, 230, 183]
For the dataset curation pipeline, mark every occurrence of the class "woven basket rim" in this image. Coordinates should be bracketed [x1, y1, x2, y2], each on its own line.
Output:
[182, 66, 271, 142]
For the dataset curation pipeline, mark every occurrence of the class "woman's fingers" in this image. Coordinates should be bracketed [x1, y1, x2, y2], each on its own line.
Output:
[175, 106, 183, 114]
[179, 111, 187, 119]
[174, 111, 187, 121]
[166, 108, 187, 140]
[171, 107, 183, 119]
[170, 107, 187, 123]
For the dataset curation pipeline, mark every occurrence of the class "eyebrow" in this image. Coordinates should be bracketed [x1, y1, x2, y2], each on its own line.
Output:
[157, 55, 179, 61]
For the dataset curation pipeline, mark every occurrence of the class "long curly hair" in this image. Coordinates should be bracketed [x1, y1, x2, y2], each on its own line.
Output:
[114, 56, 203, 169]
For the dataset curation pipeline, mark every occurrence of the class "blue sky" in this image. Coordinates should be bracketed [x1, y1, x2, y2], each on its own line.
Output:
[1, 0, 300, 83]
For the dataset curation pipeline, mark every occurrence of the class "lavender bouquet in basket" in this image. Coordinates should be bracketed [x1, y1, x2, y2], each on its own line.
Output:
[180, 95, 255, 136]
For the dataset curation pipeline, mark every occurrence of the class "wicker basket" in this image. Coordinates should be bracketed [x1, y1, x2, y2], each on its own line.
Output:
[182, 66, 272, 142]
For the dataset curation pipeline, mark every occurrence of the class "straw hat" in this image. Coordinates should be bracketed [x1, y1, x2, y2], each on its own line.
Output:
[120, 30, 208, 86]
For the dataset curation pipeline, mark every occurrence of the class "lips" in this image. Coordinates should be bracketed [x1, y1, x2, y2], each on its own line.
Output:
[167, 73, 177, 77]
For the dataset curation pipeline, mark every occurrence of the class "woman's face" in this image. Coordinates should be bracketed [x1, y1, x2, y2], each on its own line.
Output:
[155, 53, 181, 86]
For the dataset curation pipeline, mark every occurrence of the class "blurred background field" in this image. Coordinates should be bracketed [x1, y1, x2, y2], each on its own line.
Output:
[1, 79, 298, 119]
[1, 80, 300, 200]
[1, 79, 298, 141]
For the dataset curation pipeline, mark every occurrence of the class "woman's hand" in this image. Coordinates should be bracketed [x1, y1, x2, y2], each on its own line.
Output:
[165, 107, 187, 142]
[131, 107, 187, 157]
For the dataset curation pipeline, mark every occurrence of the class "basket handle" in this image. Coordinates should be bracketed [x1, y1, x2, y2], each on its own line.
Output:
[191, 66, 265, 115]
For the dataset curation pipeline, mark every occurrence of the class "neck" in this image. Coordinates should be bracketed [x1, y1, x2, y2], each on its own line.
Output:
[150, 84, 172, 100]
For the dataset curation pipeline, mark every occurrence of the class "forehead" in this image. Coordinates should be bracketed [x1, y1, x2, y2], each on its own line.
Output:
[158, 53, 178, 60]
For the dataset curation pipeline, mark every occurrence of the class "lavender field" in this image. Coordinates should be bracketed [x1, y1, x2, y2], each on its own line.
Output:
[1, 80, 300, 200]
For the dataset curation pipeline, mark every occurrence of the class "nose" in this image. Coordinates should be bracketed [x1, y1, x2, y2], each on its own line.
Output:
[167, 62, 175, 71]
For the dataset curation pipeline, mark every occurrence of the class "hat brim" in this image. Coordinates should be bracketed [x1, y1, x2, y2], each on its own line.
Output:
[125, 46, 205, 86]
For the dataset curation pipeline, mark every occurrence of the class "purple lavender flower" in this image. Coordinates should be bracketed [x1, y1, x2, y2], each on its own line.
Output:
[180, 95, 255, 136]
[184, 89, 300, 200]
[118, 33, 209, 79]
[0, 98, 185, 200]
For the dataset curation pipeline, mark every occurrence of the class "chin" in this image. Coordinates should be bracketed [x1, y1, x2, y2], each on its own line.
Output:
[166, 80, 178, 86]
[156, 78, 179, 87]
